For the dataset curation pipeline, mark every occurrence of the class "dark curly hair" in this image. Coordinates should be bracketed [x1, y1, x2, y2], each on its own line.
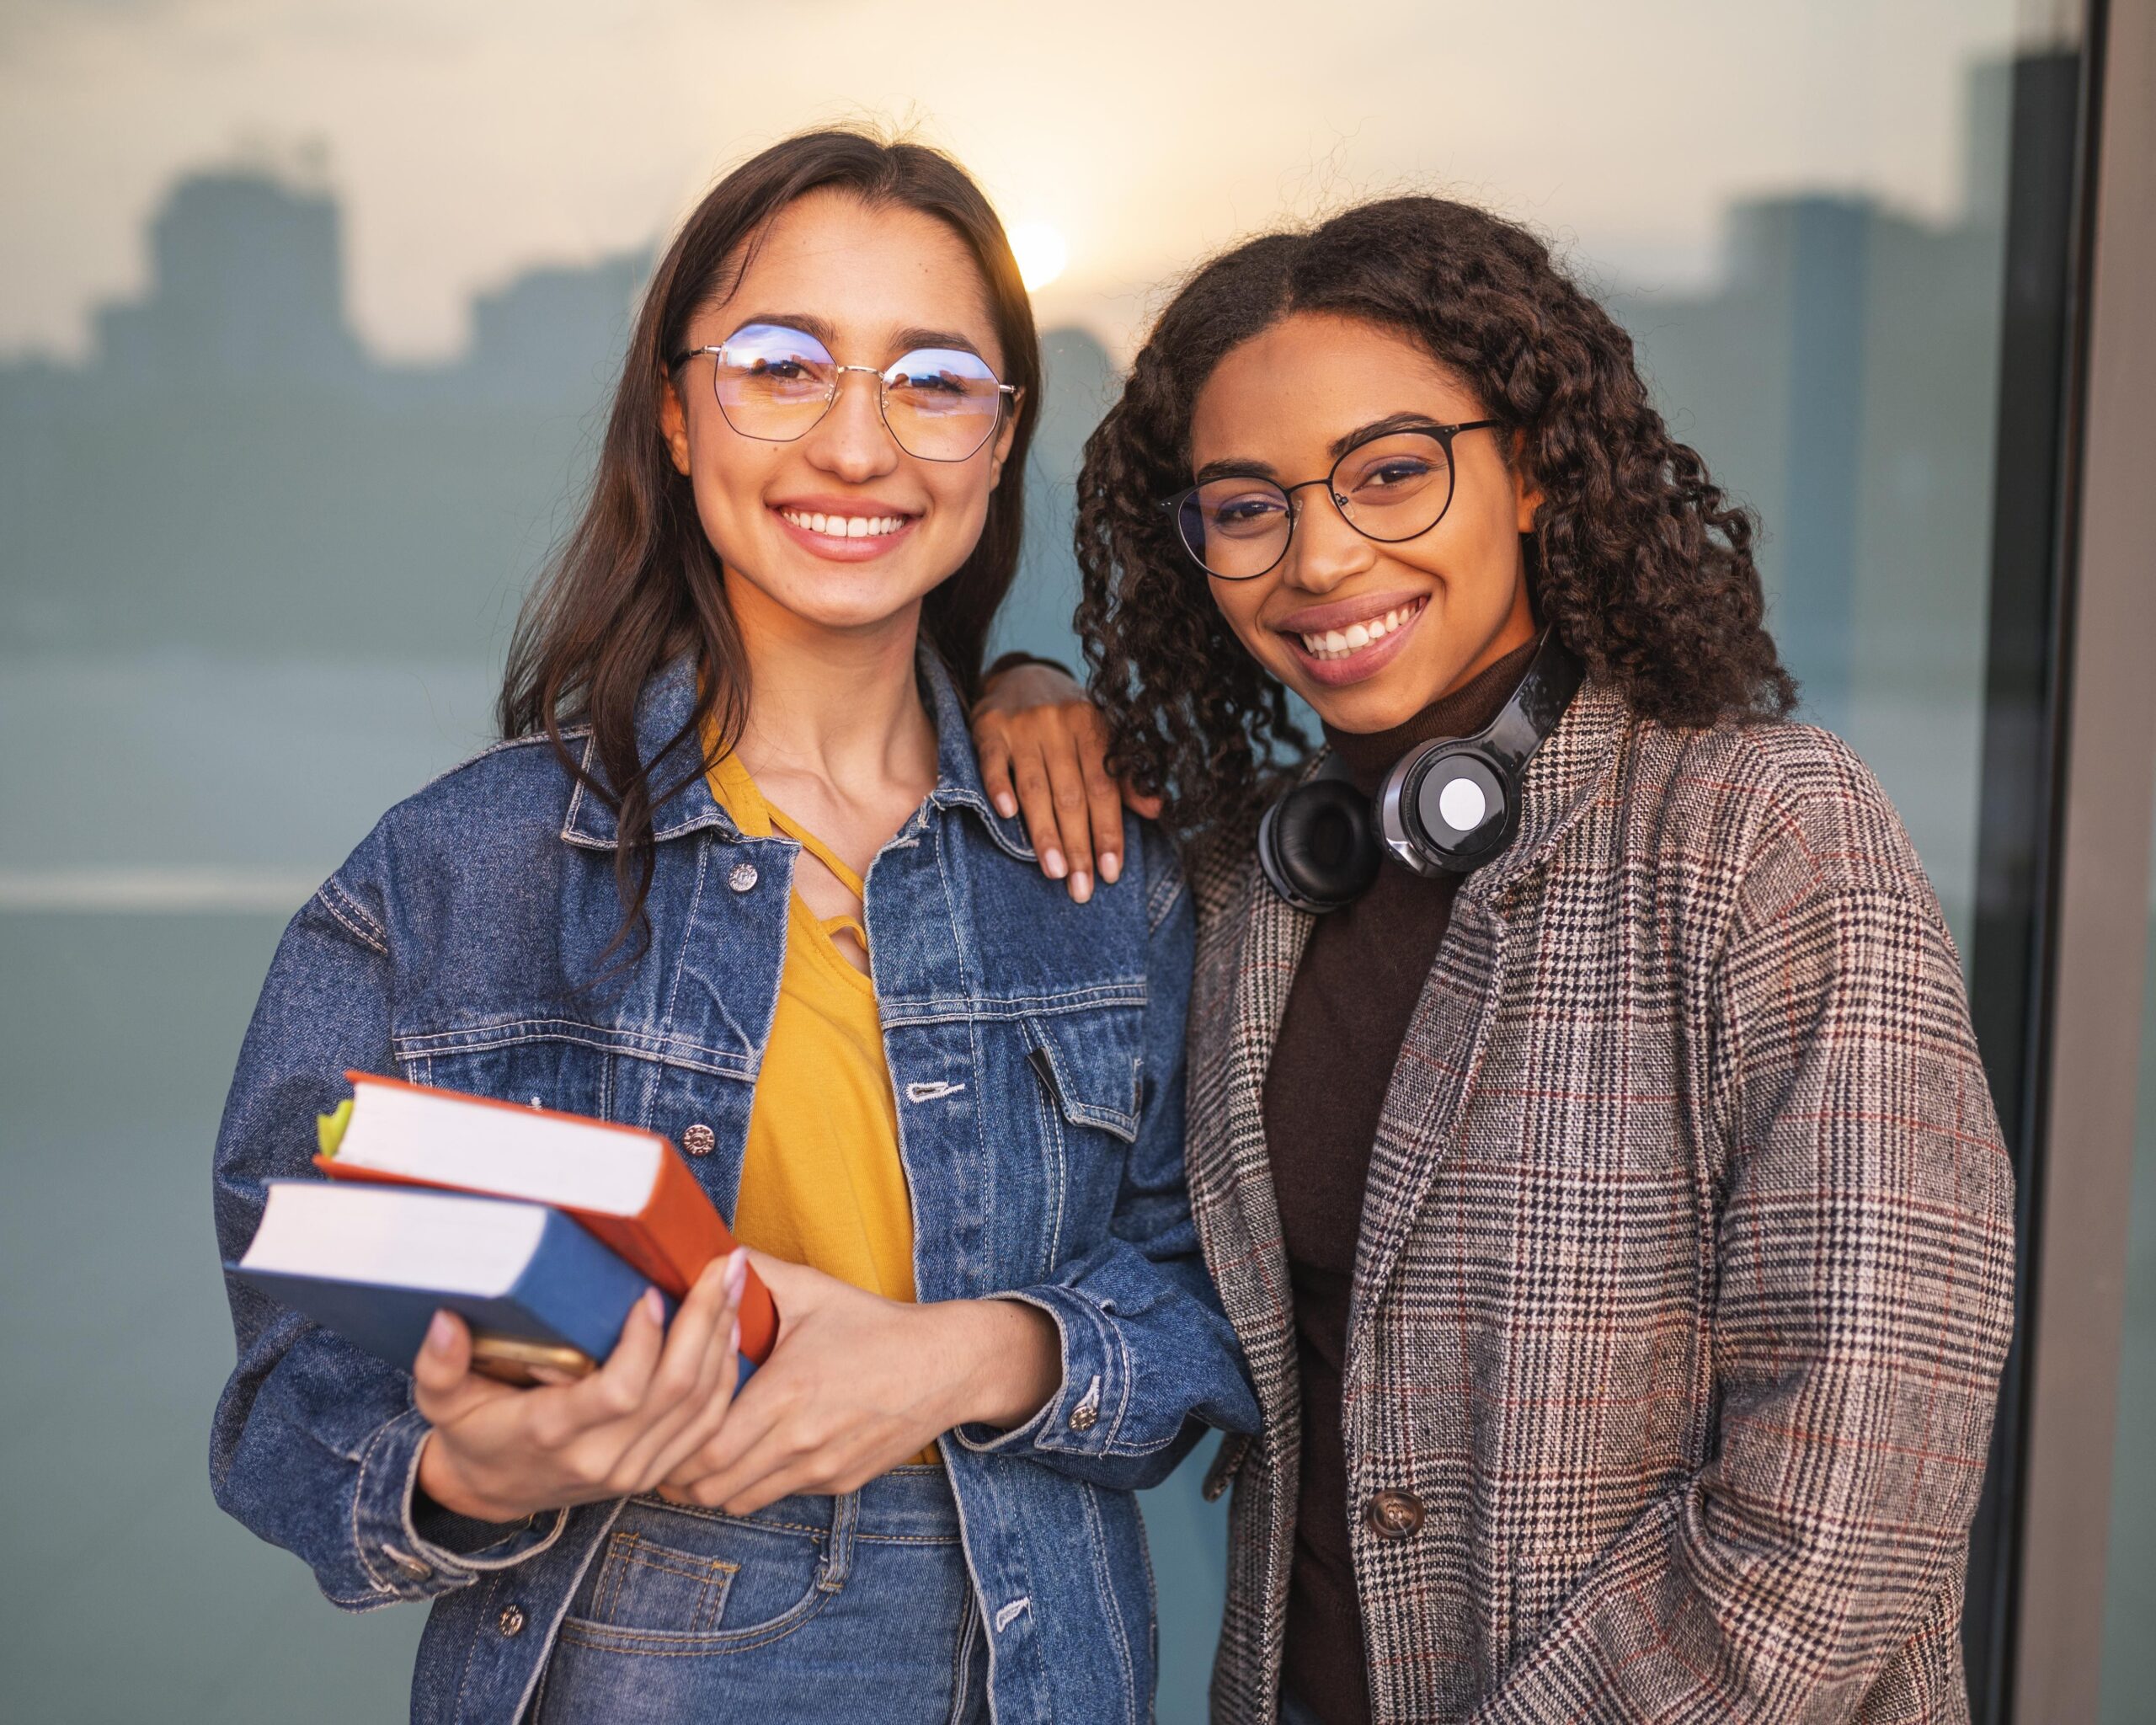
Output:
[1074, 195, 1795, 839]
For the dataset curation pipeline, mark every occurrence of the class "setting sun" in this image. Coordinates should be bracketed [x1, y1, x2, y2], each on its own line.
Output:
[1007, 221, 1068, 292]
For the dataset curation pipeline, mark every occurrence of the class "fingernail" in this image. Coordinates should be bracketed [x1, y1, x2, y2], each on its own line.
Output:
[724, 1251, 748, 1300]
[1070, 870, 1092, 902]
[993, 793, 1017, 818]
[1043, 847, 1067, 879]
[1100, 852, 1120, 884]
[643, 1288, 666, 1323]
[426, 1311, 455, 1354]
[729, 1317, 741, 1353]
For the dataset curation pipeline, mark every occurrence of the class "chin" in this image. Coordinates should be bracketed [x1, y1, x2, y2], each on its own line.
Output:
[769, 569, 934, 629]
[1278, 665, 1417, 735]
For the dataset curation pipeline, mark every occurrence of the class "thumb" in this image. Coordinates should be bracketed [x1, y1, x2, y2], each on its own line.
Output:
[739, 1248, 825, 1313]
[410, 1310, 499, 1424]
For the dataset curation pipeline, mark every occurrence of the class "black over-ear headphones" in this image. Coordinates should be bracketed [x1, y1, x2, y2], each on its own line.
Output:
[1256, 628, 1585, 913]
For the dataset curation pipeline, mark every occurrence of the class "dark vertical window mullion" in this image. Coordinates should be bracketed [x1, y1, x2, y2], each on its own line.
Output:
[1961, 8, 2109, 1721]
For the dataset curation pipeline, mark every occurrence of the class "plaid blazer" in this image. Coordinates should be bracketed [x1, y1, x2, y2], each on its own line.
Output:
[1184, 681, 2016, 1724]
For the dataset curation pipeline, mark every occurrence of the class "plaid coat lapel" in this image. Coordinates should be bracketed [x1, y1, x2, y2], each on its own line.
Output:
[1186, 833, 1309, 1427]
[1348, 683, 1629, 1338]
[1182, 822, 1310, 1725]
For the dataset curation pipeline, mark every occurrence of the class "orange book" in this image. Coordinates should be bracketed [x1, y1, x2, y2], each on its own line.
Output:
[313, 1071, 777, 1364]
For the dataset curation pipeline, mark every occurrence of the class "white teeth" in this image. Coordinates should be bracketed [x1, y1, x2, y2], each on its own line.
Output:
[781, 509, 908, 537]
[1294, 599, 1425, 660]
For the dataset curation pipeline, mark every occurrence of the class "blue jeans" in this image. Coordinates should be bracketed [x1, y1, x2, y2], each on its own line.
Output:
[533, 1468, 988, 1724]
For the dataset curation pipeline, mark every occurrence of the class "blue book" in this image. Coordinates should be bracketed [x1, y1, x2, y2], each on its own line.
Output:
[232, 1179, 667, 1375]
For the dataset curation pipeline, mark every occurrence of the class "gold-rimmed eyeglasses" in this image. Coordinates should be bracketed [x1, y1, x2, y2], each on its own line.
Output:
[670, 322, 1017, 463]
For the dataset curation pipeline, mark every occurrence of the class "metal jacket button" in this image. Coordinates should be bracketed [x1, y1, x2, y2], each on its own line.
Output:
[1068, 1403, 1098, 1432]
[728, 862, 759, 893]
[1365, 1489, 1425, 1541]
[681, 1124, 715, 1157]
[498, 1603, 526, 1637]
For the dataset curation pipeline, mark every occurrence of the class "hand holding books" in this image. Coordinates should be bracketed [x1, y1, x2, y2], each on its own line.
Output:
[231, 1071, 1062, 1524]
[227, 1075, 787, 1520]
[414, 1250, 750, 1524]
[653, 1251, 1062, 1516]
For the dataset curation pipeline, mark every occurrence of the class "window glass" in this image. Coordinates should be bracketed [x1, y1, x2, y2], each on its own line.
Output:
[0, 5, 2036, 1716]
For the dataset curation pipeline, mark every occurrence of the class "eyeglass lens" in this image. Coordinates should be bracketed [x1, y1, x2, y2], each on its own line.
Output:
[1174, 430, 1459, 579]
[712, 322, 1006, 462]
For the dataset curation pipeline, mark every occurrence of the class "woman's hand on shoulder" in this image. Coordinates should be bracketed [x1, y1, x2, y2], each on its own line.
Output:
[411, 1250, 748, 1525]
[972, 660, 1162, 904]
[655, 1252, 1059, 1515]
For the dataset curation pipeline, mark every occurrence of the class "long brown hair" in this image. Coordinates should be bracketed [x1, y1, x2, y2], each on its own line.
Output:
[1074, 196, 1793, 840]
[499, 129, 1040, 956]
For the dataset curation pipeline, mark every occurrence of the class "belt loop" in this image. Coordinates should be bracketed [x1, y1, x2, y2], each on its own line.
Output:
[818, 1490, 861, 1594]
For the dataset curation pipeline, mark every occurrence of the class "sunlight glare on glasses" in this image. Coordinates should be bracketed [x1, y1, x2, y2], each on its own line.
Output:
[1007, 222, 1069, 292]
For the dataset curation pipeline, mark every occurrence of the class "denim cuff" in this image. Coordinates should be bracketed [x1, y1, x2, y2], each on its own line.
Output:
[350, 1407, 567, 1599]
[952, 1287, 1123, 1460]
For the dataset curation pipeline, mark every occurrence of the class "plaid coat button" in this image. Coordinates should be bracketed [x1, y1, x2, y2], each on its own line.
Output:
[1364, 1489, 1425, 1541]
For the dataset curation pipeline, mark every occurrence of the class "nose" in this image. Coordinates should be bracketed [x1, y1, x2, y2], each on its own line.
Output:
[1281, 487, 1374, 594]
[800, 368, 899, 485]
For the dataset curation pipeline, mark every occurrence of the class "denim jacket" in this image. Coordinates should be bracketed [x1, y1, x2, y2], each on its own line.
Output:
[209, 648, 1258, 1725]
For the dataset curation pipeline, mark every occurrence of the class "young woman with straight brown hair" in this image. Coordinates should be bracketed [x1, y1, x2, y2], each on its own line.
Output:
[976, 197, 2016, 1724]
[210, 130, 1255, 1725]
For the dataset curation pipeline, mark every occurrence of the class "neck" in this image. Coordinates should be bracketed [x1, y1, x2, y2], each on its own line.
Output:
[720, 569, 939, 794]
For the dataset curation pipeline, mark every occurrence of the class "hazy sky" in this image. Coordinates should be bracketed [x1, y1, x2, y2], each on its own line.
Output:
[2, 0, 2026, 362]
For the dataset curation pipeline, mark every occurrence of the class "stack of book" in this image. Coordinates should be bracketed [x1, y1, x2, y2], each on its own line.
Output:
[232, 1073, 778, 1383]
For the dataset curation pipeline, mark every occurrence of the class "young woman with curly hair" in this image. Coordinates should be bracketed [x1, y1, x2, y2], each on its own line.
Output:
[974, 196, 2016, 1725]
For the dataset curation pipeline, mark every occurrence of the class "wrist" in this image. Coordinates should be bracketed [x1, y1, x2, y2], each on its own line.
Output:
[415, 1429, 512, 1525]
[936, 1298, 1061, 1431]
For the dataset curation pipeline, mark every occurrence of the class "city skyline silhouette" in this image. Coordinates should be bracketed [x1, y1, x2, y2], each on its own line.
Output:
[0, 53, 2023, 933]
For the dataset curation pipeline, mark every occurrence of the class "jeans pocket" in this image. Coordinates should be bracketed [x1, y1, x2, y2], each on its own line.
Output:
[584, 1530, 737, 1635]
[558, 1500, 830, 1653]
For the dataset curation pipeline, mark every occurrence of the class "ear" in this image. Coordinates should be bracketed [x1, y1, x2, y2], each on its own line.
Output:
[985, 388, 1023, 489]
[1508, 430, 1544, 533]
[660, 371, 693, 476]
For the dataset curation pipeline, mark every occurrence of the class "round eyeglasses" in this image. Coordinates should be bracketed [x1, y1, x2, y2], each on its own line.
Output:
[670, 322, 1017, 463]
[1161, 420, 1504, 580]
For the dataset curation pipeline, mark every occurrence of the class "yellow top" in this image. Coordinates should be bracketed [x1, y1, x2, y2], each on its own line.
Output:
[706, 750, 937, 1466]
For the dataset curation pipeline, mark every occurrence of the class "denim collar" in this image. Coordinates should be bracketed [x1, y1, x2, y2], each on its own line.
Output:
[559, 642, 1036, 865]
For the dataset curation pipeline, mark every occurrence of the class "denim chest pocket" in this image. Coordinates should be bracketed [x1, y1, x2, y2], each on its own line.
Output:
[1020, 1009, 1145, 1273]
[391, 1025, 617, 1120]
[1023, 1010, 1145, 1145]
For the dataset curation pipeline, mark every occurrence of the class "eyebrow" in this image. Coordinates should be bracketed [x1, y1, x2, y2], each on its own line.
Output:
[722, 312, 990, 365]
[1191, 413, 1450, 485]
[1329, 412, 1445, 457]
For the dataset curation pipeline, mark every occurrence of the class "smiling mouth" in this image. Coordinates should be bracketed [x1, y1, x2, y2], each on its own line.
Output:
[776, 506, 913, 541]
[1291, 597, 1427, 661]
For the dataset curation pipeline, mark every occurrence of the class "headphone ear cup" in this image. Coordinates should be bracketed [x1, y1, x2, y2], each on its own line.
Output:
[1259, 778, 1382, 912]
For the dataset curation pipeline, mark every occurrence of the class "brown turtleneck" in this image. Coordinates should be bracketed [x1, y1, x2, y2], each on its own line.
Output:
[1263, 638, 1538, 1725]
